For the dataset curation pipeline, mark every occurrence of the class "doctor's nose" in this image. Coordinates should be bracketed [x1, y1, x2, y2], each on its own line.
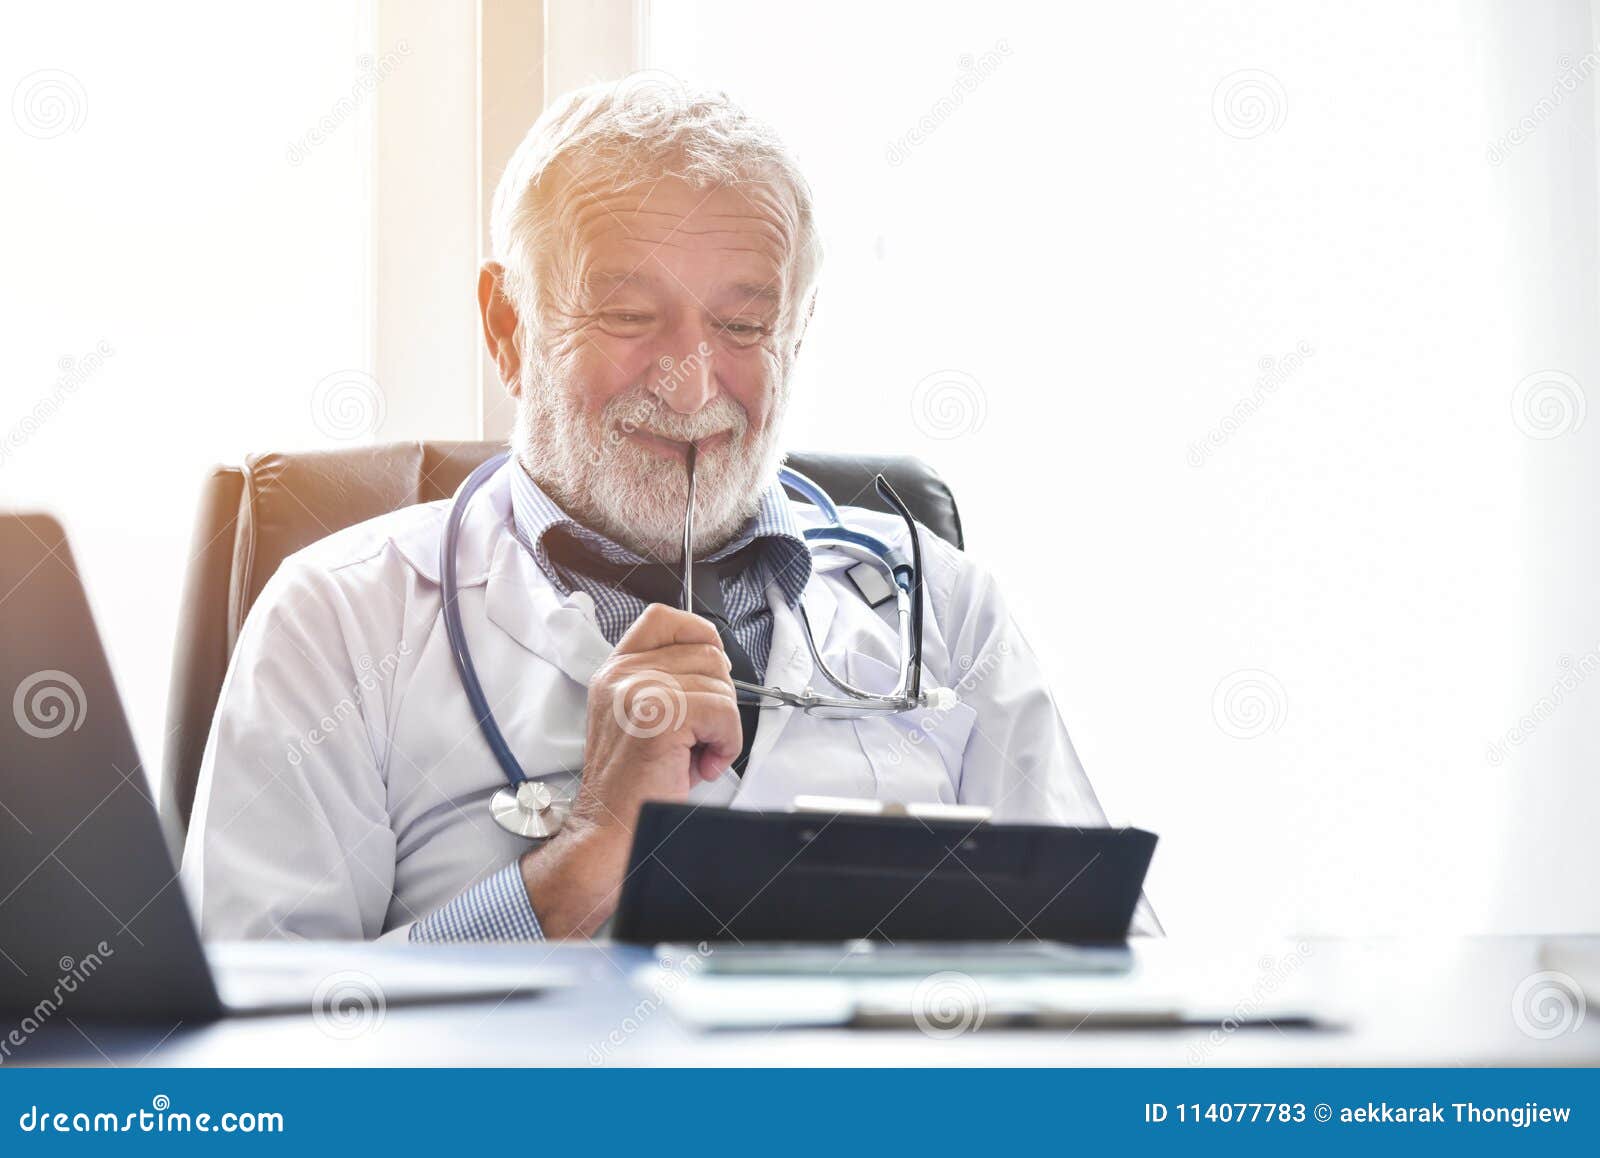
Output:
[650, 333, 716, 415]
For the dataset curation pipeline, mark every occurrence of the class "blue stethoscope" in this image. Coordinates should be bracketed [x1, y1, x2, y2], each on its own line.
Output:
[440, 451, 954, 838]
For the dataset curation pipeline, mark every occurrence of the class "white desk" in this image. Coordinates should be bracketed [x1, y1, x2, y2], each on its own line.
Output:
[14, 937, 1600, 1067]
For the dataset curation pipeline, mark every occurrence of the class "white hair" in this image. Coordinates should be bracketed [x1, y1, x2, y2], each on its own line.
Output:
[489, 76, 822, 349]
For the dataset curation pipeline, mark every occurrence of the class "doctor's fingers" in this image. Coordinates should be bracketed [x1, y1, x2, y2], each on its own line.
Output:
[609, 642, 732, 678]
[606, 672, 738, 725]
[673, 689, 744, 778]
[613, 603, 722, 653]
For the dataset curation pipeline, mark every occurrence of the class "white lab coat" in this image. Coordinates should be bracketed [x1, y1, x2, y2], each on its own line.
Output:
[181, 462, 1156, 939]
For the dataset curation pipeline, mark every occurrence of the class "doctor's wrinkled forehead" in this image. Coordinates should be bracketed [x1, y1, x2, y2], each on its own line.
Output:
[489, 76, 822, 343]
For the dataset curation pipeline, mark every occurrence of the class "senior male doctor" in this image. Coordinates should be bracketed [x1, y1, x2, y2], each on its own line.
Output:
[182, 80, 1154, 942]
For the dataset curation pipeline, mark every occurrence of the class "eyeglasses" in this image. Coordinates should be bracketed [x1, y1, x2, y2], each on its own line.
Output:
[680, 447, 952, 718]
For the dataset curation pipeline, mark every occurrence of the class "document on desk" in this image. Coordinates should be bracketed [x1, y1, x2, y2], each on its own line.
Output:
[209, 942, 574, 1015]
[645, 940, 1332, 1031]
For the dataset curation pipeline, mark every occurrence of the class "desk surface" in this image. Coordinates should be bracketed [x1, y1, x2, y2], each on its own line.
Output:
[12, 936, 1600, 1067]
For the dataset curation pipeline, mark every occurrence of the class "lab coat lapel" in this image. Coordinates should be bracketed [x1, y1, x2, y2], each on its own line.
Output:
[482, 531, 614, 689]
[745, 572, 837, 771]
[409, 459, 609, 690]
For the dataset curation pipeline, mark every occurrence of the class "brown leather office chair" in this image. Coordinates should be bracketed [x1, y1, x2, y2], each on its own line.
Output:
[162, 441, 965, 834]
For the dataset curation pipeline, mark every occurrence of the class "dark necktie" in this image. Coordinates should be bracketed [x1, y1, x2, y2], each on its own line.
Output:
[543, 527, 765, 775]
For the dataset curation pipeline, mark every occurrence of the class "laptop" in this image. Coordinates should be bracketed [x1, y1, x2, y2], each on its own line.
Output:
[0, 513, 566, 1031]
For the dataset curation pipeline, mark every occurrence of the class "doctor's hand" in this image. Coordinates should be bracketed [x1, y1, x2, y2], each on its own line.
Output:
[519, 604, 738, 937]
[579, 603, 742, 807]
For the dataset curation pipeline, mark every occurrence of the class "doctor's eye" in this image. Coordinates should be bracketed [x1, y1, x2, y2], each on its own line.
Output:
[599, 310, 655, 334]
[717, 320, 770, 347]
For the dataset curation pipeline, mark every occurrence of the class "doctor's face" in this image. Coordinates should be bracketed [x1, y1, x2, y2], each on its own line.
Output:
[500, 175, 802, 561]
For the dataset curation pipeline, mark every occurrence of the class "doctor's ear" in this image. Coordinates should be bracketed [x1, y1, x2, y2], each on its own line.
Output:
[478, 263, 525, 397]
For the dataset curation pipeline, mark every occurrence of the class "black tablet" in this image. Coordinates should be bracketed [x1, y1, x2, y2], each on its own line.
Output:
[613, 802, 1156, 945]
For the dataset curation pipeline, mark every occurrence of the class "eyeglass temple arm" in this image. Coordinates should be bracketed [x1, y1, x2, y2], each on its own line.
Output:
[794, 599, 916, 706]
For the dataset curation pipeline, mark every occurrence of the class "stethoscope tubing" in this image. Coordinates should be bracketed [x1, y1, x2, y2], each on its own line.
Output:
[442, 453, 928, 793]
[440, 452, 528, 789]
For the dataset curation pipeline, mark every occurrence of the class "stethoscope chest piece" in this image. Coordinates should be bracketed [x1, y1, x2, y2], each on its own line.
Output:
[490, 779, 569, 839]
[446, 451, 940, 843]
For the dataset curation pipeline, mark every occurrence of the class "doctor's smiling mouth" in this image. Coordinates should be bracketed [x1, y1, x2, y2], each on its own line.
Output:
[627, 429, 735, 464]
[179, 78, 1158, 944]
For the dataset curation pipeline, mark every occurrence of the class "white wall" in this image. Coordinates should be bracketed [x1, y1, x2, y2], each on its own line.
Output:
[2, 1, 498, 793]
[2, 1, 376, 788]
[644, 0, 1600, 936]
[1485, 0, 1600, 933]
[374, 0, 482, 445]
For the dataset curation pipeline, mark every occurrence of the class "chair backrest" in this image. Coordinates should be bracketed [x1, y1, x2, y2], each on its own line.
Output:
[162, 441, 964, 832]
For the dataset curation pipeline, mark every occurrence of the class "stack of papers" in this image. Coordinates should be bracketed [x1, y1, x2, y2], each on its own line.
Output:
[644, 940, 1332, 1032]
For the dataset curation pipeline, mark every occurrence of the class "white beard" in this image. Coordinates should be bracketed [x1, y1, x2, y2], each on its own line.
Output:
[512, 371, 786, 563]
